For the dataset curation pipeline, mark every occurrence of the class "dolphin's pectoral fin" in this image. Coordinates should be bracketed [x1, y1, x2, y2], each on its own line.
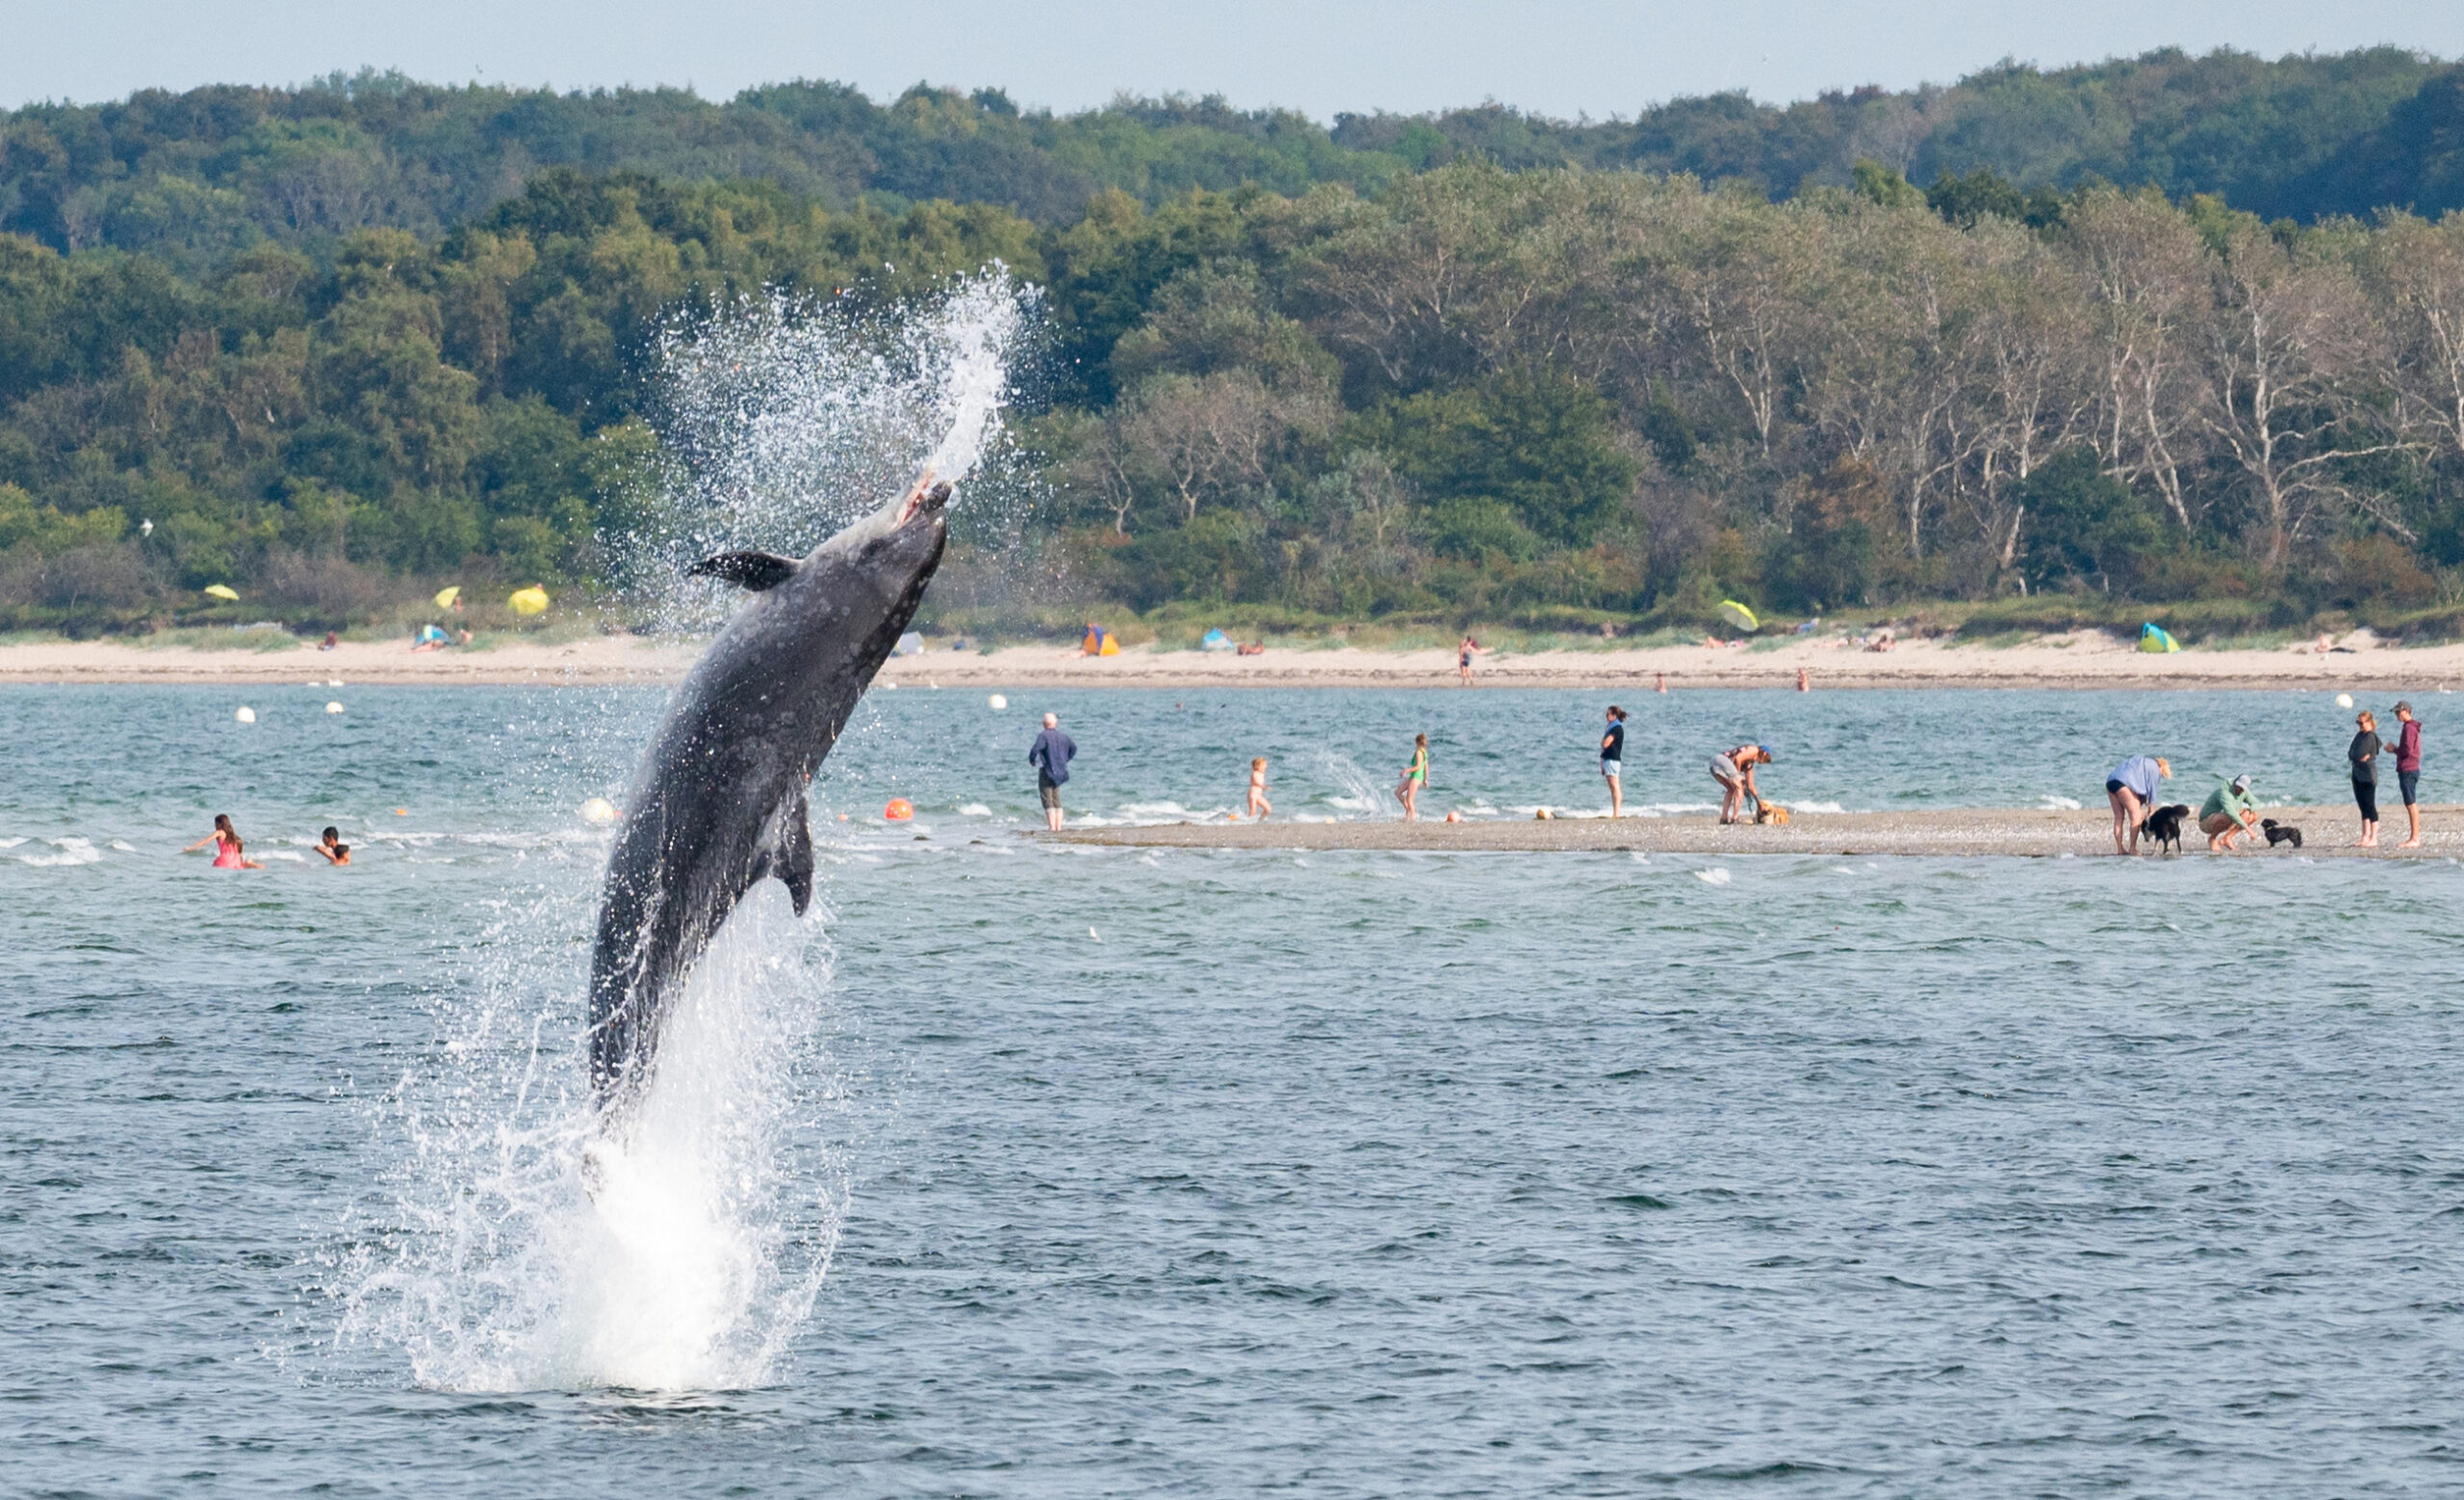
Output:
[776, 792, 814, 916]
[687, 551, 801, 590]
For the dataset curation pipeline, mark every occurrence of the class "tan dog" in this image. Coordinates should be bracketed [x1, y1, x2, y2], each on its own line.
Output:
[1754, 801, 1790, 826]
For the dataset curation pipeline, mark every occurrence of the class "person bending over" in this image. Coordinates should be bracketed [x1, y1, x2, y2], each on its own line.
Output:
[1709, 744, 1774, 825]
[2105, 754, 2172, 856]
[2199, 774, 2261, 854]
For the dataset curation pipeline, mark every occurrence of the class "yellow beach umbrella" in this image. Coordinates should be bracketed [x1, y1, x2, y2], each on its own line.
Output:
[433, 585, 461, 609]
[1717, 599, 1759, 632]
[508, 585, 550, 616]
[202, 583, 240, 602]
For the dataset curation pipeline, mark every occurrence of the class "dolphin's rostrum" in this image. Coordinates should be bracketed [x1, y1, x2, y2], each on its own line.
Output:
[588, 471, 950, 1115]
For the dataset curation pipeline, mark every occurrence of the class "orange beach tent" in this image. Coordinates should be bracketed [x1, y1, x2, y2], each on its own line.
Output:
[1080, 623, 1119, 656]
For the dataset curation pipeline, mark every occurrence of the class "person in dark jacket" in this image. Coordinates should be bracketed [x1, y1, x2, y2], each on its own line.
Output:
[2348, 709, 2384, 848]
[1029, 712, 1076, 831]
[2391, 701, 2425, 848]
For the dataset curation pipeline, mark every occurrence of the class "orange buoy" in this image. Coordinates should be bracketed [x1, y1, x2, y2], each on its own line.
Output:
[884, 798, 914, 821]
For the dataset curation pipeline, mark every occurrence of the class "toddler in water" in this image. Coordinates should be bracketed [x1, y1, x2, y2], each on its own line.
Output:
[313, 826, 351, 866]
[1245, 758, 1272, 820]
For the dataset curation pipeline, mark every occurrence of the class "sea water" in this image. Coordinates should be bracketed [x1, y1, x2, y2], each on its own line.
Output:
[5, 685, 2463, 1496]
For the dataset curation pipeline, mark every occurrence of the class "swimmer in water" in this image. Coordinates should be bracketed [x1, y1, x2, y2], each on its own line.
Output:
[1245, 757, 1272, 820]
[213, 834, 264, 869]
[184, 814, 235, 854]
[313, 826, 351, 866]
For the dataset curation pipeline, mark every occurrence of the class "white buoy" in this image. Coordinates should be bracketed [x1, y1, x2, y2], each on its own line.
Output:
[325, 701, 345, 714]
[2337, 693, 2354, 709]
[988, 693, 1008, 711]
[580, 797, 620, 826]
[234, 706, 256, 723]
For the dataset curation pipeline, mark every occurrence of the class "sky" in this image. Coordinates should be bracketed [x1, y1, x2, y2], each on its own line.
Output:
[10, 0, 2459, 117]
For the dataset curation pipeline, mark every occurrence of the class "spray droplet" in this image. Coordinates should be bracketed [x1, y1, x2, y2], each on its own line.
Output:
[988, 694, 1007, 711]
[581, 797, 620, 825]
[234, 706, 256, 723]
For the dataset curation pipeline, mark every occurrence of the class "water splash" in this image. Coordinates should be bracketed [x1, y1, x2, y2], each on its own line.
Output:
[614, 270, 1037, 634]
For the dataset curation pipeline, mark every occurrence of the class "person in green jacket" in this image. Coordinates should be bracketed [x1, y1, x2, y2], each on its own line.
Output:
[2199, 774, 2261, 853]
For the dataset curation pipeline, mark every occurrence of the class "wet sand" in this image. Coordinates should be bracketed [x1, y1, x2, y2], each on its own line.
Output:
[1033, 805, 2458, 859]
[3, 631, 2460, 690]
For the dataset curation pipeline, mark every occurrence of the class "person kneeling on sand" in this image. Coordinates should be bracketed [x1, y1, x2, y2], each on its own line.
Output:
[1710, 743, 1774, 825]
[2199, 774, 2261, 853]
[2105, 754, 2172, 856]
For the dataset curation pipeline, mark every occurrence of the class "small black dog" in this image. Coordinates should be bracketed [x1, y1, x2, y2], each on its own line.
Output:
[2262, 818, 2303, 849]
[2139, 803, 2192, 853]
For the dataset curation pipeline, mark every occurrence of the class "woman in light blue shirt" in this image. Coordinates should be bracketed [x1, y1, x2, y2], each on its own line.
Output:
[2105, 754, 2171, 856]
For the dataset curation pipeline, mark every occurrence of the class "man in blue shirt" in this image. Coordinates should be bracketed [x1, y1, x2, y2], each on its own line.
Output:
[1029, 712, 1076, 831]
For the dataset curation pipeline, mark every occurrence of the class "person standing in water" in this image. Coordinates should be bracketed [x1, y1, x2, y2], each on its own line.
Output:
[2104, 754, 2172, 856]
[1245, 758, 1272, 820]
[2349, 709, 2384, 848]
[2390, 701, 2424, 848]
[184, 814, 235, 855]
[313, 827, 351, 866]
[1397, 733, 1429, 820]
[1029, 712, 1076, 832]
[213, 835, 264, 869]
[1600, 707, 1628, 818]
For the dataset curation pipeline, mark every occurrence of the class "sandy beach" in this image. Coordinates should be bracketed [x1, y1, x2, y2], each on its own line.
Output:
[1034, 803, 2458, 858]
[5, 630, 2464, 689]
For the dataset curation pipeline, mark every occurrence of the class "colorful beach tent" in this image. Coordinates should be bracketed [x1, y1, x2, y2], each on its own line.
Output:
[2138, 622, 2181, 654]
[202, 583, 240, 601]
[508, 585, 550, 616]
[433, 585, 461, 609]
[415, 624, 449, 645]
[1200, 628, 1233, 652]
[1717, 600, 1759, 632]
[1081, 623, 1119, 656]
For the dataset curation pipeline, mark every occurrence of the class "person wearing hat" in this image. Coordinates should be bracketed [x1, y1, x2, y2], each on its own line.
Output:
[2391, 701, 2424, 848]
[2198, 773, 2261, 853]
[2348, 709, 2386, 848]
[1709, 742, 1774, 825]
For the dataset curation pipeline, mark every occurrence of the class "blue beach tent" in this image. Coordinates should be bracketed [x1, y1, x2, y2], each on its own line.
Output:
[2138, 622, 2181, 654]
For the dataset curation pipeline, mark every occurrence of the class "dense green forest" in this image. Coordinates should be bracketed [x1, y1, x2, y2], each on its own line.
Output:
[6, 49, 2464, 635]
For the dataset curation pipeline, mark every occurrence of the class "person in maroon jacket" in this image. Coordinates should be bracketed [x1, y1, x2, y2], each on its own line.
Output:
[2391, 701, 2425, 848]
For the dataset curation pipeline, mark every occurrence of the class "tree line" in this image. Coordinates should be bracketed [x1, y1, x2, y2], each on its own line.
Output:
[5, 154, 2464, 633]
[3, 46, 2459, 277]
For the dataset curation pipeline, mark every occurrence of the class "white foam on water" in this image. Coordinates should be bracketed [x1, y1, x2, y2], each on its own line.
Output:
[1786, 801, 1848, 815]
[109, 840, 137, 852]
[1694, 867, 1733, 886]
[19, 837, 100, 866]
[2038, 794, 2084, 811]
[957, 803, 993, 817]
[0, 837, 28, 848]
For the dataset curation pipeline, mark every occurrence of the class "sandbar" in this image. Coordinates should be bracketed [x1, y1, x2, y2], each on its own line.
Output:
[1033, 805, 2458, 859]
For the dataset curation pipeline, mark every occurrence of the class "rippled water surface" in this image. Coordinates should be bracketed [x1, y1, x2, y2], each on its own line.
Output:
[6, 684, 2462, 1497]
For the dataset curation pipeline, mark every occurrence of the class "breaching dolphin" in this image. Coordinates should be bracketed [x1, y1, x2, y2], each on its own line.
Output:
[587, 470, 950, 1116]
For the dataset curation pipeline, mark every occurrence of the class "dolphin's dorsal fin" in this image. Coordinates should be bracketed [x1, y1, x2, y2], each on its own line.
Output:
[776, 788, 814, 916]
[688, 551, 800, 591]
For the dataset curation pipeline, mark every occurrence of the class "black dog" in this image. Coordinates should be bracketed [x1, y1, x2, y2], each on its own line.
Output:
[2139, 803, 2192, 853]
[2262, 818, 2303, 849]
